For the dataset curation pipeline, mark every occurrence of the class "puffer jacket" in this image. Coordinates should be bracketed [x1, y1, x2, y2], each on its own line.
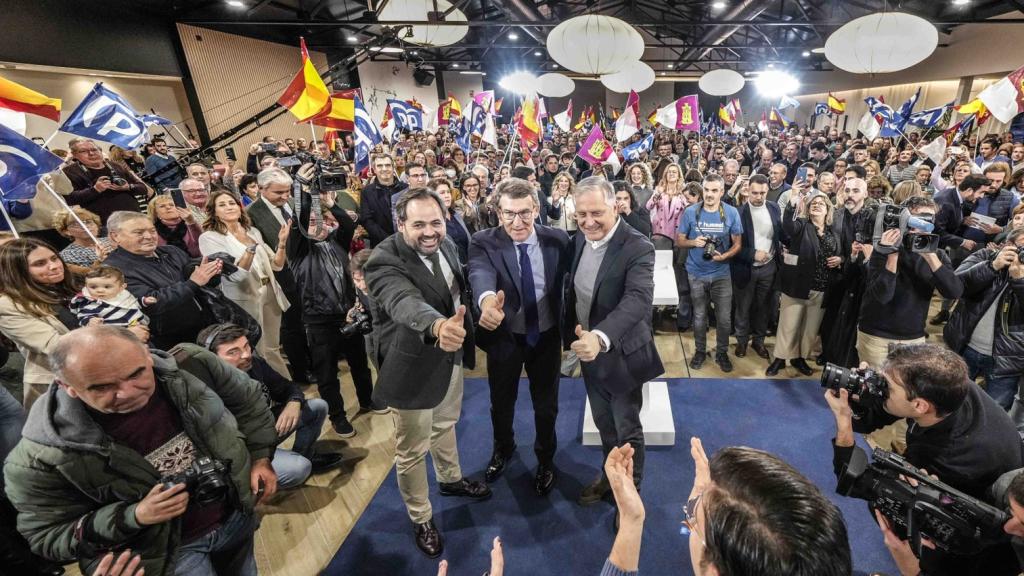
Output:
[286, 197, 357, 325]
[3, 345, 277, 576]
[944, 248, 1024, 377]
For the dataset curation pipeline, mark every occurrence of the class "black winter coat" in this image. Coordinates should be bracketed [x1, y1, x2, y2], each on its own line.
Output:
[779, 202, 838, 300]
[286, 193, 357, 325]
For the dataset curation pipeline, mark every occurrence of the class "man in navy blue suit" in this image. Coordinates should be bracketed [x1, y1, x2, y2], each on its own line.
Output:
[468, 177, 572, 495]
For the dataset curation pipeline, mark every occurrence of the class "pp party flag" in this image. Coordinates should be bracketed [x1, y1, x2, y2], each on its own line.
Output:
[977, 65, 1024, 123]
[554, 100, 573, 132]
[907, 102, 953, 128]
[353, 96, 380, 171]
[386, 99, 426, 132]
[0, 76, 61, 123]
[277, 38, 331, 122]
[777, 94, 800, 110]
[827, 93, 846, 114]
[467, 101, 488, 136]
[615, 90, 640, 142]
[944, 114, 975, 145]
[310, 89, 358, 131]
[622, 132, 654, 161]
[474, 90, 496, 115]
[578, 124, 620, 174]
[482, 113, 498, 148]
[0, 122, 62, 199]
[60, 83, 171, 149]
[654, 95, 700, 132]
[814, 102, 830, 116]
[864, 96, 903, 137]
[898, 87, 921, 122]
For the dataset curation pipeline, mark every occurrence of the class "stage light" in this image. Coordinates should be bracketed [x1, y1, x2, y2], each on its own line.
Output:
[226, 0, 244, 7]
[460, 70, 487, 75]
[509, 32, 519, 40]
[346, 36, 358, 43]
[534, 50, 542, 56]
[500, 71, 539, 95]
[755, 70, 799, 98]
[711, 1, 727, 10]
[370, 46, 405, 53]
[802, 50, 811, 57]
[952, 0, 969, 5]
[452, 63, 460, 68]
[667, 63, 674, 69]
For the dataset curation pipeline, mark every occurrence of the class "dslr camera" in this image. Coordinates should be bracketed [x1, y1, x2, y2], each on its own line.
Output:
[701, 236, 721, 260]
[821, 362, 889, 404]
[837, 446, 1009, 554]
[159, 456, 230, 505]
[111, 176, 127, 187]
[340, 309, 372, 337]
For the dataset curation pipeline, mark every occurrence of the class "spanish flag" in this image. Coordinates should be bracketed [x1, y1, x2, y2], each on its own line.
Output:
[647, 107, 659, 127]
[718, 104, 734, 125]
[518, 96, 542, 149]
[0, 76, 61, 122]
[310, 89, 358, 131]
[277, 38, 331, 123]
[956, 98, 992, 126]
[827, 93, 846, 115]
[574, 109, 587, 131]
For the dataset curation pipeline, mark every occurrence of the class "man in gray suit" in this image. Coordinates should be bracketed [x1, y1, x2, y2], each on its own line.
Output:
[564, 177, 664, 507]
[364, 188, 491, 558]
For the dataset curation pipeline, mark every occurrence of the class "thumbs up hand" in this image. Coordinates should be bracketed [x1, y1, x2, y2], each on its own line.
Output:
[478, 290, 506, 331]
[435, 305, 468, 352]
[571, 324, 602, 362]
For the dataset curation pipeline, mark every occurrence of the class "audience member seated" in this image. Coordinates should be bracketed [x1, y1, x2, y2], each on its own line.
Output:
[104, 211, 223, 350]
[149, 194, 204, 258]
[3, 326, 277, 576]
[63, 138, 150, 225]
[198, 323, 343, 489]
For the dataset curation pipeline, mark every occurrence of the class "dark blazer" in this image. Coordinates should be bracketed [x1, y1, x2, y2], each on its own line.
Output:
[247, 198, 297, 293]
[621, 206, 653, 238]
[934, 187, 967, 249]
[730, 201, 782, 288]
[537, 190, 562, 226]
[364, 234, 476, 410]
[562, 220, 664, 394]
[359, 179, 408, 246]
[779, 203, 838, 300]
[468, 225, 572, 358]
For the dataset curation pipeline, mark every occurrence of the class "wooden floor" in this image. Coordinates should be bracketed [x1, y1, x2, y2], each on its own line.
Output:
[56, 301, 947, 575]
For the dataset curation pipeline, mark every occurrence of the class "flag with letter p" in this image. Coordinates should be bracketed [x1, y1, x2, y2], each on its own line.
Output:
[622, 133, 654, 161]
[907, 102, 952, 128]
[814, 102, 830, 116]
[60, 83, 170, 149]
[353, 96, 380, 171]
[386, 99, 425, 132]
[0, 122, 62, 199]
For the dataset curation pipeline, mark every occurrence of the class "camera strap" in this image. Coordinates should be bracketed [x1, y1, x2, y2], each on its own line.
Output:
[288, 179, 324, 241]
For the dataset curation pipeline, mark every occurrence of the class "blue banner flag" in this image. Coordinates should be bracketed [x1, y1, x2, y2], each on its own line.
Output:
[813, 102, 830, 116]
[59, 83, 170, 149]
[898, 88, 921, 123]
[386, 99, 425, 132]
[864, 97, 905, 137]
[0, 122, 63, 199]
[455, 115, 473, 154]
[778, 95, 801, 110]
[468, 102, 487, 137]
[907, 102, 953, 129]
[622, 133, 654, 161]
[354, 96, 381, 171]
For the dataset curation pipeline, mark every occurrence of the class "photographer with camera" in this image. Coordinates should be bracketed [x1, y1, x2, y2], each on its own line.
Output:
[3, 325, 278, 576]
[825, 343, 1024, 575]
[943, 227, 1024, 410]
[64, 138, 151, 226]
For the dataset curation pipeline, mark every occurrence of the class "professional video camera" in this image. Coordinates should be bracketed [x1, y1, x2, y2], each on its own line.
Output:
[857, 203, 939, 254]
[280, 151, 348, 193]
[836, 446, 1009, 555]
[701, 236, 721, 260]
[160, 456, 230, 505]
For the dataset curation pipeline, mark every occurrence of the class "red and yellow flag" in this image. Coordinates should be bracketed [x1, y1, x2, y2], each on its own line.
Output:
[827, 93, 846, 115]
[494, 97, 504, 114]
[0, 76, 61, 122]
[310, 89, 358, 131]
[518, 96, 542, 149]
[277, 38, 331, 122]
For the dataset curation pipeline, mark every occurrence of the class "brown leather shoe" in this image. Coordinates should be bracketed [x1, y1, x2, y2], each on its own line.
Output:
[751, 342, 771, 360]
[414, 519, 443, 558]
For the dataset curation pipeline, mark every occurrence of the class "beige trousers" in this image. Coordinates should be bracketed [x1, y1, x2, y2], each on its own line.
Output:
[238, 288, 289, 378]
[856, 330, 926, 453]
[392, 364, 465, 524]
[773, 291, 826, 360]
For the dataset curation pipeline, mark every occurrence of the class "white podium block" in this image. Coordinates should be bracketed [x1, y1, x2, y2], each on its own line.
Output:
[582, 381, 675, 446]
[653, 250, 679, 306]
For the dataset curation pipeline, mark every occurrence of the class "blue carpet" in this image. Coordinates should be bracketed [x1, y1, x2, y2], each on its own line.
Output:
[326, 377, 897, 575]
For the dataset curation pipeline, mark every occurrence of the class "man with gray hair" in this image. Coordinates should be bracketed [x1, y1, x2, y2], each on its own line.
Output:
[105, 210, 223, 350]
[63, 137, 150, 225]
[564, 176, 663, 509]
[3, 325, 278, 576]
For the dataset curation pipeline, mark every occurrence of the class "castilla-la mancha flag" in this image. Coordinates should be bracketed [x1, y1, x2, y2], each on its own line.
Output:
[578, 124, 620, 174]
[277, 38, 331, 122]
[655, 95, 700, 132]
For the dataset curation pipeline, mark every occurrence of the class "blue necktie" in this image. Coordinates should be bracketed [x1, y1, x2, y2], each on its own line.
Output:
[517, 243, 541, 347]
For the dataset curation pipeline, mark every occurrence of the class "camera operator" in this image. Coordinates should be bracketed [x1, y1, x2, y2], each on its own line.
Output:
[64, 138, 151, 226]
[3, 325, 278, 576]
[943, 227, 1024, 410]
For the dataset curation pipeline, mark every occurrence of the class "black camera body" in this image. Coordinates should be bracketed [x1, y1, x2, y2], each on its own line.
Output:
[864, 203, 939, 254]
[340, 310, 372, 337]
[701, 236, 721, 260]
[837, 446, 1009, 555]
[260, 142, 278, 154]
[160, 456, 230, 505]
[1017, 246, 1024, 264]
[111, 176, 127, 187]
[821, 362, 889, 403]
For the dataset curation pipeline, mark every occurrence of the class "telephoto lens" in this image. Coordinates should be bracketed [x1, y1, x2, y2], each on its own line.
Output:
[820, 363, 888, 402]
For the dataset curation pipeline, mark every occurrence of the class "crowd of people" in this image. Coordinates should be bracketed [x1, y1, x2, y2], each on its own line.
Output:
[0, 116, 1023, 576]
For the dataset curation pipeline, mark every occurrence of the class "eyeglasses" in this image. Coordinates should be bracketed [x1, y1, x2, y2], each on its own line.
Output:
[681, 491, 705, 546]
[500, 209, 534, 222]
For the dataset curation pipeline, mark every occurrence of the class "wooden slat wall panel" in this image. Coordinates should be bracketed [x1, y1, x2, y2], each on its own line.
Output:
[176, 24, 330, 158]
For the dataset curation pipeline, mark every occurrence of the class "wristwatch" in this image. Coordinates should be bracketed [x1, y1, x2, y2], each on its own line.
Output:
[246, 244, 258, 254]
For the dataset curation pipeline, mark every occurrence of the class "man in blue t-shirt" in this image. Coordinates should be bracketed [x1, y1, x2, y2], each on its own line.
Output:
[677, 174, 743, 372]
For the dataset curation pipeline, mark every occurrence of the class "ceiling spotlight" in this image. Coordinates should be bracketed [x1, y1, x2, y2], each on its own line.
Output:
[452, 63, 459, 68]
[534, 50, 542, 56]
[346, 35, 358, 43]
[500, 71, 539, 95]
[952, 0, 969, 5]
[460, 70, 487, 75]
[811, 47, 825, 54]
[667, 63, 674, 69]
[508, 32, 519, 40]
[659, 71, 666, 76]
[369, 46, 405, 53]
[801, 50, 810, 57]
[754, 70, 800, 98]
[411, 50, 419, 55]
[711, 1, 727, 9]
[767, 62, 775, 68]
[226, 0, 244, 6]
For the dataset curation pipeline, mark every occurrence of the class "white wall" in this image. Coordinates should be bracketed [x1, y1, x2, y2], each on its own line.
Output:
[355, 60, 482, 124]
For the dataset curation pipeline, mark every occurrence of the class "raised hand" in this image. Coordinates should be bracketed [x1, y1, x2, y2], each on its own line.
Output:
[571, 324, 602, 362]
[436, 305, 468, 352]
[478, 290, 506, 331]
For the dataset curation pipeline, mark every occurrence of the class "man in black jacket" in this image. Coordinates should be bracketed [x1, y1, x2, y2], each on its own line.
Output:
[826, 343, 1023, 576]
[944, 228, 1024, 410]
[64, 138, 150, 225]
[730, 175, 781, 361]
[358, 154, 408, 246]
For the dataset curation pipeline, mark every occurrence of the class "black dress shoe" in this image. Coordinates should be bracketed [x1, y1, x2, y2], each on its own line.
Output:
[734, 343, 747, 358]
[304, 370, 319, 384]
[485, 448, 515, 483]
[751, 342, 770, 359]
[715, 352, 733, 373]
[577, 475, 611, 506]
[765, 358, 786, 376]
[689, 351, 707, 370]
[414, 519, 443, 558]
[534, 463, 556, 496]
[439, 478, 492, 500]
[308, 452, 345, 473]
[790, 358, 814, 376]
[929, 310, 950, 325]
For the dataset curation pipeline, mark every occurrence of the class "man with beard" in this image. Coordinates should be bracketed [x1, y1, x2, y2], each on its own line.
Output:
[730, 175, 780, 362]
[359, 154, 409, 246]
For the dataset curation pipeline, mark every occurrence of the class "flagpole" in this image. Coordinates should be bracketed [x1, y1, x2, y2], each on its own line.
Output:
[307, 121, 318, 150]
[171, 125, 196, 150]
[0, 190, 19, 238]
[39, 178, 102, 246]
[41, 129, 60, 148]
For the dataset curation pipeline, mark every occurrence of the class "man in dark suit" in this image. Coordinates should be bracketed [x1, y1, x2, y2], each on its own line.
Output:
[468, 178, 571, 496]
[730, 174, 782, 361]
[247, 167, 314, 384]
[358, 154, 408, 246]
[934, 174, 990, 251]
[364, 188, 491, 558]
[563, 177, 664, 506]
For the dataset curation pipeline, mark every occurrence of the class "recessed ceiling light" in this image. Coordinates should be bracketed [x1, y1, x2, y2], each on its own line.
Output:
[452, 63, 459, 68]
[552, 63, 559, 68]
[711, 1, 727, 9]
[411, 50, 419, 55]
[346, 36, 358, 43]
[801, 50, 810, 57]
[667, 63, 674, 69]
[369, 46, 405, 53]
[533, 50, 542, 56]
[460, 71, 487, 75]
[952, 0, 969, 5]
[226, 0, 244, 6]
[659, 71, 666, 76]
[508, 32, 519, 40]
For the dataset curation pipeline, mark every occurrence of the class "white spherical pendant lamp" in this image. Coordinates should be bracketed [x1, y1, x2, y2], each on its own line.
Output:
[824, 12, 938, 74]
[378, 0, 469, 47]
[600, 61, 655, 93]
[537, 73, 576, 97]
[698, 69, 745, 96]
[546, 15, 644, 75]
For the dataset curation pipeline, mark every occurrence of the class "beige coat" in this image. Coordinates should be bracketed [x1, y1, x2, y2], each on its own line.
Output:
[0, 295, 71, 406]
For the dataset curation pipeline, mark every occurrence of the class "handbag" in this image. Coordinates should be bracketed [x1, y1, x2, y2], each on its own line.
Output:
[192, 283, 262, 346]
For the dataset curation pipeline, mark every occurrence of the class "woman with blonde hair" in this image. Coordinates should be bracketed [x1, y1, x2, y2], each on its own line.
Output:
[148, 194, 204, 257]
[548, 172, 578, 234]
[53, 207, 115, 274]
[892, 180, 924, 205]
[647, 163, 687, 250]
[198, 190, 292, 376]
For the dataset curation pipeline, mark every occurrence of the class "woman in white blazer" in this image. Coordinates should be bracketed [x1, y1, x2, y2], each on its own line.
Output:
[199, 190, 291, 376]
